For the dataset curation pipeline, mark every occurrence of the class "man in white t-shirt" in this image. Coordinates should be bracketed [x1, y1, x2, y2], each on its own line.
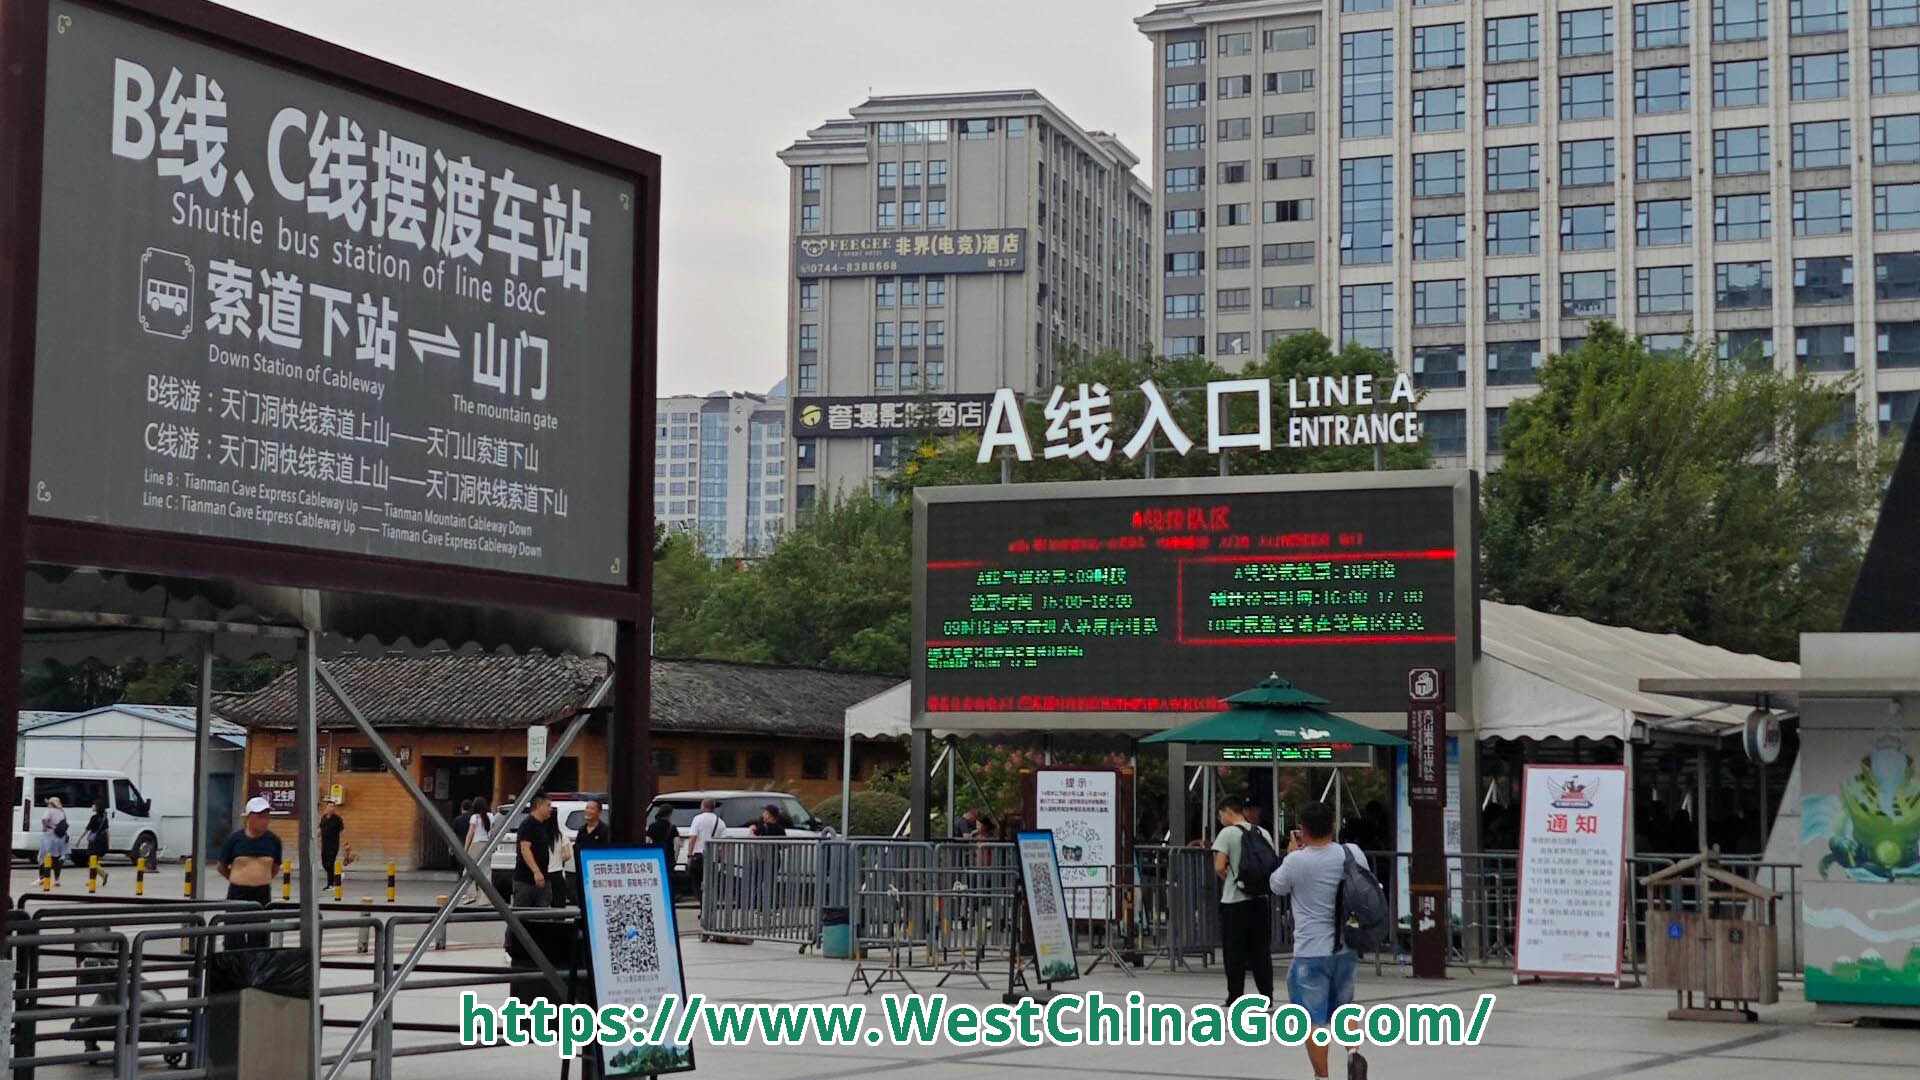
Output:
[686, 798, 725, 904]
[1211, 794, 1276, 1005]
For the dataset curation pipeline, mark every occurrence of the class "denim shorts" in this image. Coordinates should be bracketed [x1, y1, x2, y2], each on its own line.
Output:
[1286, 950, 1357, 1027]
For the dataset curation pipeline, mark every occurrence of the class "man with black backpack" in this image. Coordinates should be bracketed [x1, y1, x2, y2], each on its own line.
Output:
[1211, 795, 1278, 1005]
[1270, 800, 1386, 1080]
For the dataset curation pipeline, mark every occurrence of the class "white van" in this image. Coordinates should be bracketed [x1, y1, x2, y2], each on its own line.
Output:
[13, 768, 162, 866]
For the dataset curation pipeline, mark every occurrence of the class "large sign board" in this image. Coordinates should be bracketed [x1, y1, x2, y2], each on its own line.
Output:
[792, 394, 991, 440]
[913, 472, 1478, 727]
[1014, 830, 1081, 984]
[248, 772, 298, 817]
[1031, 769, 1117, 920]
[28, 0, 637, 585]
[1516, 765, 1629, 981]
[793, 229, 1026, 278]
[579, 847, 694, 1076]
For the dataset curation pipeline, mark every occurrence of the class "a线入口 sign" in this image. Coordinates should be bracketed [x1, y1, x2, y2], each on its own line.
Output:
[793, 229, 1026, 278]
[792, 394, 992, 439]
[28, 1, 637, 584]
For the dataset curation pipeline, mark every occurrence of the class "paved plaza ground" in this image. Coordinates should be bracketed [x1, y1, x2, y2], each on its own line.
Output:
[11, 866, 1918, 1078]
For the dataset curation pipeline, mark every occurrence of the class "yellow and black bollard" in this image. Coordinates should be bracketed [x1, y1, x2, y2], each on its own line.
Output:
[182, 855, 193, 897]
[333, 862, 344, 902]
[87, 855, 98, 894]
[40, 854, 51, 891]
[136, 857, 147, 897]
[386, 861, 396, 903]
[282, 860, 293, 901]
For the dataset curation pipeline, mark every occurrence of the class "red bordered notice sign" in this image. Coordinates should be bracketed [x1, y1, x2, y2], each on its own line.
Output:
[1515, 764, 1629, 983]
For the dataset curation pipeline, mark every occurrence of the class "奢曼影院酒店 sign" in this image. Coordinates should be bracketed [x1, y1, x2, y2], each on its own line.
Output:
[793, 229, 1026, 277]
[27, 0, 636, 585]
[973, 374, 1422, 463]
[792, 394, 993, 438]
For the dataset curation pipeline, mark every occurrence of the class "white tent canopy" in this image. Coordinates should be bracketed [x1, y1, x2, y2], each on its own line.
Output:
[843, 680, 910, 740]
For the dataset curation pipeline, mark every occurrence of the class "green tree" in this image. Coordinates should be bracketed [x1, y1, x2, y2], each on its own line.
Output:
[1483, 322, 1887, 658]
[20, 654, 287, 710]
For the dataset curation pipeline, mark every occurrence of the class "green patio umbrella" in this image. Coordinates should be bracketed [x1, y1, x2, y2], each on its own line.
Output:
[1140, 674, 1408, 749]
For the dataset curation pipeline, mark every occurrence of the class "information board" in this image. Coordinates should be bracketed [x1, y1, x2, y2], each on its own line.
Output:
[579, 847, 693, 1076]
[916, 474, 1474, 720]
[1014, 830, 1081, 985]
[248, 773, 298, 817]
[1031, 769, 1117, 920]
[29, 1, 636, 584]
[1515, 765, 1629, 981]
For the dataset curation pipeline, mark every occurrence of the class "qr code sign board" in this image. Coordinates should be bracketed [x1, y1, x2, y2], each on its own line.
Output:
[1028, 862, 1060, 917]
[602, 891, 661, 976]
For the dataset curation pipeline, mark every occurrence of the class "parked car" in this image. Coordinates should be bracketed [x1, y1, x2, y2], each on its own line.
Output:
[487, 793, 609, 894]
[12, 767, 162, 866]
[644, 790, 827, 888]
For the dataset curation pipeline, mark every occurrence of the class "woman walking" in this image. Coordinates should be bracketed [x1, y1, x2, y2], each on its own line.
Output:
[461, 799, 494, 905]
[82, 801, 111, 886]
[39, 796, 69, 885]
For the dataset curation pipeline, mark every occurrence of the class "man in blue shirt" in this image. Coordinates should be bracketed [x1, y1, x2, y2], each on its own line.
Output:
[217, 797, 284, 950]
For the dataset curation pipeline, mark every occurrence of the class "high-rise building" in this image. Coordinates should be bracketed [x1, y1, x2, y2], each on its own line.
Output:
[654, 385, 789, 557]
[778, 91, 1154, 510]
[1139, 0, 1920, 470]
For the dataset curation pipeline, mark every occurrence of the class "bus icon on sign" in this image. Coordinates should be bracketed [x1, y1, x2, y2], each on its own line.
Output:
[1408, 667, 1443, 703]
[137, 248, 194, 340]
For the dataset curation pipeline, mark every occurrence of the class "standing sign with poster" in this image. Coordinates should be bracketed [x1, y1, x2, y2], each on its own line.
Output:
[578, 847, 694, 1076]
[1015, 831, 1081, 985]
[1515, 764, 1630, 982]
[1030, 769, 1119, 920]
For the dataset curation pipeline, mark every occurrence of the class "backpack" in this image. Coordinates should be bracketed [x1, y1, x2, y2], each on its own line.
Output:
[1335, 844, 1390, 955]
[1234, 825, 1281, 897]
[53, 818, 68, 840]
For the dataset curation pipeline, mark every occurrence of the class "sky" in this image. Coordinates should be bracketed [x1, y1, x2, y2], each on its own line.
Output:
[217, 0, 1157, 397]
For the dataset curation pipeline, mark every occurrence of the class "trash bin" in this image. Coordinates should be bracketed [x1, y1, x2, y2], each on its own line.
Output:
[822, 907, 852, 959]
[205, 949, 311, 1079]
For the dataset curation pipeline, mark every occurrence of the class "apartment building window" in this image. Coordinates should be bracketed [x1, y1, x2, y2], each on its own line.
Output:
[1561, 73, 1615, 120]
[1637, 266, 1694, 313]
[873, 321, 895, 349]
[798, 281, 819, 311]
[927, 278, 946, 305]
[1796, 255, 1855, 303]
[1792, 53, 1850, 100]
[1487, 274, 1542, 321]
[1635, 1, 1691, 46]
[1797, 324, 1856, 370]
[1265, 155, 1315, 179]
[1220, 202, 1252, 226]
[1716, 261, 1773, 308]
[1414, 23, 1467, 70]
[1562, 269, 1618, 318]
[1414, 150, 1467, 195]
[1265, 112, 1316, 137]
[1879, 252, 1920, 298]
[1793, 120, 1852, 169]
[1345, 0, 1391, 9]
[875, 280, 895, 309]
[799, 204, 820, 232]
[1875, 115, 1920, 163]
[1221, 161, 1250, 184]
[1874, 0, 1920, 25]
[1486, 407, 1512, 455]
[1167, 209, 1205, 234]
[1414, 279, 1468, 325]
[1715, 0, 1769, 39]
[1487, 78, 1539, 126]
[873, 356, 894, 390]
[1486, 15, 1540, 62]
[1219, 117, 1252, 142]
[1637, 199, 1693, 245]
[1167, 336, 1204, 357]
[1219, 75, 1254, 100]
[876, 200, 899, 229]
[1561, 9, 1615, 55]
[1486, 145, 1541, 192]
[1217, 245, 1250, 269]
[1166, 167, 1203, 193]
[1165, 294, 1205, 318]
[1340, 156, 1394, 264]
[1414, 345, 1466, 389]
[1165, 40, 1204, 67]
[1217, 288, 1251, 313]
[1721, 330, 1775, 366]
[1877, 183, 1920, 230]
[1217, 332, 1252, 356]
[1266, 70, 1316, 94]
[904, 200, 924, 228]
[1167, 252, 1204, 277]
[1423, 410, 1467, 456]
[1636, 133, 1691, 180]
[1566, 199, 1612, 245]
[1715, 127, 1771, 174]
[1264, 198, 1315, 222]
[1166, 125, 1204, 151]
[1168, 83, 1206, 109]
[796, 359, 817, 392]
[1874, 47, 1920, 94]
[1220, 32, 1252, 55]
[1264, 241, 1315, 265]
[926, 320, 945, 348]
[798, 324, 818, 352]
[1791, 0, 1850, 32]
[877, 163, 896, 191]
[1713, 60, 1770, 107]
[1487, 209, 1542, 255]
[1561, 139, 1615, 185]
[928, 159, 948, 186]
[1488, 341, 1543, 386]
[1716, 194, 1772, 240]
[801, 165, 821, 192]
[1413, 214, 1467, 259]
[900, 320, 921, 350]
[1793, 187, 1853, 234]
[1340, 283, 1394, 350]
[876, 120, 947, 143]
[1266, 27, 1317, 51]
[1342, 31, 1395, 137]
[1641, 333, 1690, 355]
[1636, 66, 1691, 113]
[1881, 324, 1920, 367]
[1264, 285, 1315, 309]
[1413, 87, 1467, 131]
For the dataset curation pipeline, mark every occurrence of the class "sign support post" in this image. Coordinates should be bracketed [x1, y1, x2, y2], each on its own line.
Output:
[1408, 667, 1449, 979]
